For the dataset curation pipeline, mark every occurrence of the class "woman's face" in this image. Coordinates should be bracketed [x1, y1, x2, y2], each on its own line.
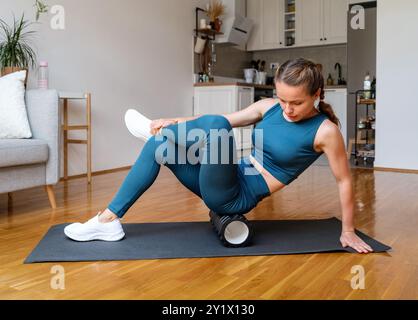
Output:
[275, 81, 320, 122]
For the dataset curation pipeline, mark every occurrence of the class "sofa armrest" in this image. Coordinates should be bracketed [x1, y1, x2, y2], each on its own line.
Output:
[25, 89, 61, 185]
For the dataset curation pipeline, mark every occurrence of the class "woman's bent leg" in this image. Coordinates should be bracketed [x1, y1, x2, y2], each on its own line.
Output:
[107, 135, 202, 218]
[197, 116, 244, 214]
[108, 114, 251, 219]
[163, 115, 246, 215]
[107, 137, 163, 218]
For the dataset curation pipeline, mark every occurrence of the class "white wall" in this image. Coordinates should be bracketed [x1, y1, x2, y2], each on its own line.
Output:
[0, 0, 196, 176]
[375, 0, 418, 170]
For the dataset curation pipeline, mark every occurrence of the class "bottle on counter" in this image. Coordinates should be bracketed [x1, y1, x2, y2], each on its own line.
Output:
[327, 73, 334, 86]
[371, 76, 376, 99]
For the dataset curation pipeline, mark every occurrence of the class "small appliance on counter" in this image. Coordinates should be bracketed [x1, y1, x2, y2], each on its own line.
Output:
[243, 69, 267, 85]
[244, 68, 256, 83]
[255, 71, 267, 85]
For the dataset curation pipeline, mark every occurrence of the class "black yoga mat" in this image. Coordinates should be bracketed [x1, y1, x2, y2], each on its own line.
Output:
[24, 217, 391, 263]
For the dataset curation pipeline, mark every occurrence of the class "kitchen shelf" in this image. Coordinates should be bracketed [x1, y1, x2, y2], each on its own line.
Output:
[194, 29, 224, 36]
[194, 7, 224, 41]
[353, 90, 376, 165]
[358, 98, 376, 105]
[284, 0, 296, 46]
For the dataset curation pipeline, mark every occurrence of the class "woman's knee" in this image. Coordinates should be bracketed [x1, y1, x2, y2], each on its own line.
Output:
[200, 114, 232, 130]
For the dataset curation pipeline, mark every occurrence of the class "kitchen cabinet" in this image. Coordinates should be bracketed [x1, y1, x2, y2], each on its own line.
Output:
[324, 88, 347, 146]
[247, 0, 285, 51]
[323, 0, 348, 44]
[247, 0, 347, 51]
[296, 0, 347, 47]
[295, 0, 322, 46]
[193, 85, 255, 151]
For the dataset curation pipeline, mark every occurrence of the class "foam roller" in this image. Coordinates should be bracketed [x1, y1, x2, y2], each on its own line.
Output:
[209, 210, 253, 248]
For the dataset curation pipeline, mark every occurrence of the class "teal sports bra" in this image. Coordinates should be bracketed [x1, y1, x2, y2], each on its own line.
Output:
[250, 102, 328, 185]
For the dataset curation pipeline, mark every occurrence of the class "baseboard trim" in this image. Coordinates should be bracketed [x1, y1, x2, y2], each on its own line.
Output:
[374, 167, 418, 174]
[59, 164, 418, 183]
[59, 166, 132, 182]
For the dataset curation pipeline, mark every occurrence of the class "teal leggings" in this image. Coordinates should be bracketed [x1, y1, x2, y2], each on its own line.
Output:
[108, 115, 271, 218]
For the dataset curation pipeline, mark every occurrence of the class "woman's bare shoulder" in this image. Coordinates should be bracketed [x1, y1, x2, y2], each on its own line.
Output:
[314, 119, 343, 153]
[255, 98, 280, 118]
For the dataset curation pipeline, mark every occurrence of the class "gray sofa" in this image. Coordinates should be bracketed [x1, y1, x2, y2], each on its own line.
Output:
[0, 89, 61, 208]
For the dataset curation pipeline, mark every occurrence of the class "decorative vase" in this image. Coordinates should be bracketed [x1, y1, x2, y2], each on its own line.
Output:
[214, 18, 222, 32]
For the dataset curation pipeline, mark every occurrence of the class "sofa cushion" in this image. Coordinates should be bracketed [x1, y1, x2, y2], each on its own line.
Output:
[0, 71, 33, 139]
[0, 139, 48, 168]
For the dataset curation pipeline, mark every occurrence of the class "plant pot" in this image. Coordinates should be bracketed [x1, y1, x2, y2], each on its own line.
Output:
[1, 66, 28, 86]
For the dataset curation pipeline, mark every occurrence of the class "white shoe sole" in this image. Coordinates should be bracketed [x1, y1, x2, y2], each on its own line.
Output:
[64, 227, 125, 242]
[124, 109, 153, 141]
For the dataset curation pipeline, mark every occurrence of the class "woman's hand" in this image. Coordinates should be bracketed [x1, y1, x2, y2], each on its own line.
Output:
[340, 231, 374, 253]
[150, 118, 179, 135]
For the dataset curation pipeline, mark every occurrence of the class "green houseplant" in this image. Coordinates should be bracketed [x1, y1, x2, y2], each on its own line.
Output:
[0, 14, 37, 85]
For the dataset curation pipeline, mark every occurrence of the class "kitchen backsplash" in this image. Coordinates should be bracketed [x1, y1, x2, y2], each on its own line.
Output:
[194, 44, 347, 83]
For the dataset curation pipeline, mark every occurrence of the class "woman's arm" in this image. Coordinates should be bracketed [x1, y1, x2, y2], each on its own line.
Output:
[152, 98, 274, 134]
[176, 98, 275, 127]
[220, 99, 267, 128]
[318, 122, 373, 253]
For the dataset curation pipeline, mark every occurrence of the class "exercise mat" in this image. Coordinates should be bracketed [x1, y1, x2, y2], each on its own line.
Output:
[24, 217, 391, 263]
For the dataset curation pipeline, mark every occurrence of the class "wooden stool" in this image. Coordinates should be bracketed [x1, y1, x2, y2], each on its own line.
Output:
[59, 92, 92, 184]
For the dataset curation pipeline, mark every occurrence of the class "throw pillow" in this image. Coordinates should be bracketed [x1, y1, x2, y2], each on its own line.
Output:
[0, 70, 32, 139]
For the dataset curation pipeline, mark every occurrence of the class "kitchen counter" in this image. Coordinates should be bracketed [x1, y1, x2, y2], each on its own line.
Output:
[324, 85, 348, 90]
[194, 82, 347, 90]
[193, 82, 275, 90]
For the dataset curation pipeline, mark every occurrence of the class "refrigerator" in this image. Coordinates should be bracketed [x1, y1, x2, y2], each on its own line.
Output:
[346, 1, 377, 145]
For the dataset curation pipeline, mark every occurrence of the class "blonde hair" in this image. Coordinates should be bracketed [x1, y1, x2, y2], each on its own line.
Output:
[275, 58, 340, 127]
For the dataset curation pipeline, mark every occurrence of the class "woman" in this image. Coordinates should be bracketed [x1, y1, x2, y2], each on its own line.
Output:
[64, 58, 373, 254]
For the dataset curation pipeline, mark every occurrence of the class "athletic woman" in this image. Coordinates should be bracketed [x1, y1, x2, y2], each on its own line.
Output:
[64, 58, 373, 254]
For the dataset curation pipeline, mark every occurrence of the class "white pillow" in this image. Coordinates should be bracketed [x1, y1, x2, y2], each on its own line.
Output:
[0, 70, 32, 139]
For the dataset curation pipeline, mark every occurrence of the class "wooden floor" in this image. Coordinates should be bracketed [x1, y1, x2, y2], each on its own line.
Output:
[1, 163, 417, 300]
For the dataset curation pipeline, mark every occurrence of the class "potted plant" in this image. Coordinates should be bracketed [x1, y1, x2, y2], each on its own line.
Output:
[0, 14, 37, 85]
[206, 0, 226, 32]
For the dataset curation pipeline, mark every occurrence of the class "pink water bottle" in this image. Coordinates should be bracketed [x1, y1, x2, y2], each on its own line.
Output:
[38, 61, 49, 89]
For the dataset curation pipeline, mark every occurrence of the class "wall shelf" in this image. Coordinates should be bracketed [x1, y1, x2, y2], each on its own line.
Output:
[194, 7, 223, 41]
[194, 29, 224, 37]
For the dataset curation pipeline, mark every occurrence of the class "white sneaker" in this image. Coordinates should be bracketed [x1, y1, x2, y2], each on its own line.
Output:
[124, 108, 154, 142]
[64, 213, 125, 242]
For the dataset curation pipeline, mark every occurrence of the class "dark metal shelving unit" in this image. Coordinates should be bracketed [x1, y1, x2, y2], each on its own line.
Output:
[354, 89, 376, 165]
